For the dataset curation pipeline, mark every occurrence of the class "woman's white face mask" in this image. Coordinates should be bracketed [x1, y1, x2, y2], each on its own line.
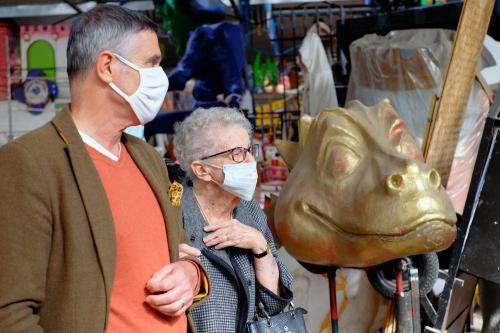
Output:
[206, 161, 258, 201]
[109, 53, 169, 124]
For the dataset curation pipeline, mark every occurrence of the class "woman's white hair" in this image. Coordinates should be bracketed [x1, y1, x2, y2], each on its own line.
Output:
[174, 107, 253, 178]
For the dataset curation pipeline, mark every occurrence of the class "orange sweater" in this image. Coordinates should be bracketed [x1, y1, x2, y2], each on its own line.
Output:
[87, 145, 187, 333]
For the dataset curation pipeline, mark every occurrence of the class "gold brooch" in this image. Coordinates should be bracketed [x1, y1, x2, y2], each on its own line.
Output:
[168, 181, 183, 207]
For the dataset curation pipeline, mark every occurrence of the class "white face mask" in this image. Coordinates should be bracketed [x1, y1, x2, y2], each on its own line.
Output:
[109, 53, 169, 124]
[208, 162, 258, 201]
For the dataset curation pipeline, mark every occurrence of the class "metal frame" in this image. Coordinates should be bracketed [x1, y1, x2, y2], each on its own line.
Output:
[423, 101, 500, 332]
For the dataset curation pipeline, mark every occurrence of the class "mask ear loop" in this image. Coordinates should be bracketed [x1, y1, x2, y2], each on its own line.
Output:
[113, 53, 141, 71]
[109, 53, 142, 100]
[109, 82, 131, 101]
[200, 161, 225, 186]
[202, 161, 223, 170]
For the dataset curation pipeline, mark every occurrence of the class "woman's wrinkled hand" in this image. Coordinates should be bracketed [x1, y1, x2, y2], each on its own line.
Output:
[203, 219, 267, 254]
[179, 243, 201, 258]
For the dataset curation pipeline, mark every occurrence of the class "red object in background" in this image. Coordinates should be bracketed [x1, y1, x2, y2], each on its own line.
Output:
[0, 23, 13, 100]
[263, 195, 272, 209]
[260, 159, 288, 184]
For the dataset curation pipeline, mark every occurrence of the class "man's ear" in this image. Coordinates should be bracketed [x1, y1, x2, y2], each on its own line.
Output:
[95, 51, 114, 84]
[191, 161, 213, 182]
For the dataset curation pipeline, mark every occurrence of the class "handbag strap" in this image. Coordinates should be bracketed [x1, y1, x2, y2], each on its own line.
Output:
[255, 301, 298, 325]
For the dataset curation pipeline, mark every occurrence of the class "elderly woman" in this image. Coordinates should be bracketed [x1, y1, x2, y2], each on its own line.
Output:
[173, 107, 293, 332]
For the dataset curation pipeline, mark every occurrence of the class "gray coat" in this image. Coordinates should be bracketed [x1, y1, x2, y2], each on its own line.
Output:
[182, 186, 293, 333]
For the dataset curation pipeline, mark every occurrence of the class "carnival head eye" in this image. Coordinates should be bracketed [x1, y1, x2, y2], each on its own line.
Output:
[328, 145, 361, 178]
[395, 132, 422, 160]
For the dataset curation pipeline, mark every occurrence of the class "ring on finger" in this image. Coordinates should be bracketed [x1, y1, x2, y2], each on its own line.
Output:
[178, 299, 185, 308]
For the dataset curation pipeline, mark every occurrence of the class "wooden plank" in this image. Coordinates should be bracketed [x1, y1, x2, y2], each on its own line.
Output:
[424, 0, 495, 185]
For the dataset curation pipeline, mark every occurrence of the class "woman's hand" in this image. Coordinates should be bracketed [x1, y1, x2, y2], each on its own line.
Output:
[179, 243, 201, 258]
[205, 219, 281, 295]
[203, 219, 267, 254]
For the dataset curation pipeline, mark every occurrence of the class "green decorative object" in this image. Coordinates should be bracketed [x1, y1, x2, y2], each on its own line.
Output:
[265, 57, 278, 86]
[252, 52, 264, 91]
[156, 0, 197, 56]
[27, 40, 56, 79]
[155, 0, 225, 56]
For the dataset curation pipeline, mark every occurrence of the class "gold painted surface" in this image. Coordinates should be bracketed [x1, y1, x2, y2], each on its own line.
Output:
[274, 100, 457, 268]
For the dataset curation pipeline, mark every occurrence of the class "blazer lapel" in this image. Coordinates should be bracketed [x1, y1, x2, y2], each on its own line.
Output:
[125, 138, 182, 262]
[51, 107, 116, 315]
[182, 187, 235, 270]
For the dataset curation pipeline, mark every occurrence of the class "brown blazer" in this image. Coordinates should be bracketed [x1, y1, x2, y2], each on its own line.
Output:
[0, 107, 205, 332]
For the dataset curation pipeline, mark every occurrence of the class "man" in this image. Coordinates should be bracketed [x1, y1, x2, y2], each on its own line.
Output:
[0, 5, 208, 333]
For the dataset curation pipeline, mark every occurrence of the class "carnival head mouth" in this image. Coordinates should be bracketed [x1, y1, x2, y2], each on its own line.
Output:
[274, 100, 457, 268]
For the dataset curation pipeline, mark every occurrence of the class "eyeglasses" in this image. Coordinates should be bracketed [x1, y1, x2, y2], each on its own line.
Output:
[201, 144, 259, 163]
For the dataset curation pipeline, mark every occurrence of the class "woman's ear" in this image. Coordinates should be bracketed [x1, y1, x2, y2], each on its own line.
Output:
[191, 161, 213, 182]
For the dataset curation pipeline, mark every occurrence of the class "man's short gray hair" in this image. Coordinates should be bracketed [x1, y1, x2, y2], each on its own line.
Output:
[67, 5, 157, 81]
[174, 107, 253, 178]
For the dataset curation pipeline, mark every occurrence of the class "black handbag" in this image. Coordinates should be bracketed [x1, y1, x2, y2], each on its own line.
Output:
[246, 302, 309, 333]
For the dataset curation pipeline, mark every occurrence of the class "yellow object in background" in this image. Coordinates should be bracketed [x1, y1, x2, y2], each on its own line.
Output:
[255, 98, 284, 127]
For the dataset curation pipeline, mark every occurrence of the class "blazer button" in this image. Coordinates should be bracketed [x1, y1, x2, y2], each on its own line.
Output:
[248, 279, 252, 286]
[190, 235, 196, 241]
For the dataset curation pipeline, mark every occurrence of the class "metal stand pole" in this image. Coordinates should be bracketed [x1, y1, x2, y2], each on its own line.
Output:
[396, 291, 413, 333]
[409, 268, 422, 333]
[394, 259, 422, 332]
[328, 268, 339, 333]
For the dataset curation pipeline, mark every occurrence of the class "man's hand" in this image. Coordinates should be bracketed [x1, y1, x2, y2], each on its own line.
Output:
[145, 261, 199, 316]
[179, 243, 201, 258]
